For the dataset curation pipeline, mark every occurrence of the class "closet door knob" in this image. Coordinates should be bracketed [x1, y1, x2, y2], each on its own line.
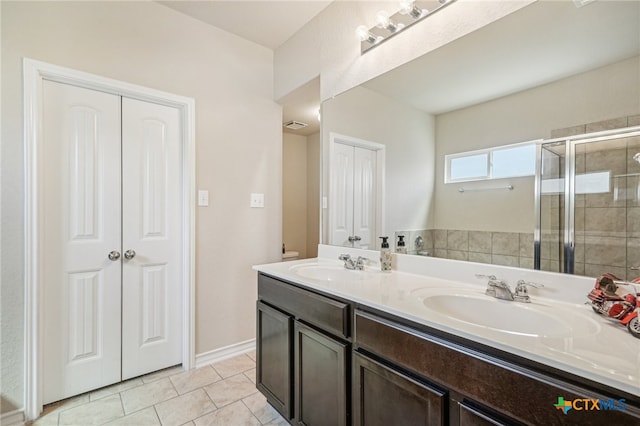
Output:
[108, 250, 121, 261]
[124, 249, 136, 260]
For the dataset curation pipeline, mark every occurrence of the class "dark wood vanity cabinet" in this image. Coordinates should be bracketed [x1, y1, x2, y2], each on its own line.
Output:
[257, 273, 351, 425]
[257, 272, 640, 425]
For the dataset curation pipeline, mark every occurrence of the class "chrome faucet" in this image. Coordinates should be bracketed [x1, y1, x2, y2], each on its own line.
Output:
[339, 254, 368, 270]
[476, 274, 543, 303]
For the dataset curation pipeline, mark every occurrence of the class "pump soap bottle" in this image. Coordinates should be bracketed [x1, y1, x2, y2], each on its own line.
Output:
[396, 235, 407, 254]
[379, 237, 392, 272]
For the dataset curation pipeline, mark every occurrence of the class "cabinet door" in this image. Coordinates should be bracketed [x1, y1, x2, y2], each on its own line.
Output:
[352, 352, 446, 426]
[295, 321, 348, 426]
[257, 301, 293, 419]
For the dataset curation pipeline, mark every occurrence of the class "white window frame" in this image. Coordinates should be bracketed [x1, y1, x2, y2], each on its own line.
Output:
[444, 140, 541, 184]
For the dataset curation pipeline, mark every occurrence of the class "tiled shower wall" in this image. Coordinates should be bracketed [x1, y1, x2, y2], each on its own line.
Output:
[394, 229, 535, 269]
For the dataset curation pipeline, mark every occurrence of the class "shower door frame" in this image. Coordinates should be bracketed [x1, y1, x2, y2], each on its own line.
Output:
[535, 125, 640, 274]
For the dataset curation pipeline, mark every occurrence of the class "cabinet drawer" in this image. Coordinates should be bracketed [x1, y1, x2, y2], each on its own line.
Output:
[258, 273, 350, 339]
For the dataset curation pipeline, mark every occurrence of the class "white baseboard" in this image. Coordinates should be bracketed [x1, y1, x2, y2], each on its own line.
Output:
[194, 339, 256, 369]
[1, 409, 25, 426]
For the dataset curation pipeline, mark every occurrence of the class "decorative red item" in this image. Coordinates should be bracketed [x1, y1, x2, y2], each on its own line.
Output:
[587, 274, 640, 338]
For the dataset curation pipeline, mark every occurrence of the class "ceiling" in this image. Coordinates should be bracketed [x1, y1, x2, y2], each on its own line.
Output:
[158, 0, 332, 50]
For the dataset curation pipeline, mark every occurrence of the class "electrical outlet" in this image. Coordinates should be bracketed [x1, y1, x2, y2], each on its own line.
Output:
[250, 193, 264, 208]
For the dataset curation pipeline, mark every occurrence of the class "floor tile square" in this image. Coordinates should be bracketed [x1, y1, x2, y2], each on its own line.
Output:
[211, 354, 255, 379]
[155, 389, 216, 426]
[120, 378, 177, 414]
[170, 366, 221, 395]
[204, 374, 257, 408]
[193, 401, 260, 426]
[103, 406, 160, 425]
[242, 392, 280, 424]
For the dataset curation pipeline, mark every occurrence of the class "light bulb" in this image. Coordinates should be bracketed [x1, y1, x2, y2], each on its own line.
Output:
[356, 25, 377, 43]
[375, 11, 391, 29]
[399, 0, 425, 19]
[376, 10, 400, 32]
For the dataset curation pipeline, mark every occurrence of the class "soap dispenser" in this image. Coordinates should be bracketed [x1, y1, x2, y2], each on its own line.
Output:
[396, 235, 407, 254]
[379, 237, 392, 272]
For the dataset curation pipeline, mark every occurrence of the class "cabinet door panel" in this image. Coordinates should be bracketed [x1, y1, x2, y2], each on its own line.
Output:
[257, 301, 293, 419]
[353, 352, 446, 426]
[295, 321, 348, 426]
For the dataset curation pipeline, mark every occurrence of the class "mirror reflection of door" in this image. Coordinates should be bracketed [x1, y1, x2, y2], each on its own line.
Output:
[330, 139, 381, 249]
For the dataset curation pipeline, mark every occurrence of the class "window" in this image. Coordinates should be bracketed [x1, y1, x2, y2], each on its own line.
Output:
[445, 141, 539, 184]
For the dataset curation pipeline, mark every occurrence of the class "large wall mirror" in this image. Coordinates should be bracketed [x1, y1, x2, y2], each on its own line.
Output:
[321, 0, 640, 278]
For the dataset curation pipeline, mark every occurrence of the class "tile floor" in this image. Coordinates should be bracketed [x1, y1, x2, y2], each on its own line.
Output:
[30, 351, 288, 426]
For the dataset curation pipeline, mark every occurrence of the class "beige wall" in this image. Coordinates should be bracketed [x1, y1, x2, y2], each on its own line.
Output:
[282, 131, 321, 259]
[321, 86, 435, 245]
[434, 56, 640, 233]
[1, 1, 281, 413]
[283, 133, 309, 258]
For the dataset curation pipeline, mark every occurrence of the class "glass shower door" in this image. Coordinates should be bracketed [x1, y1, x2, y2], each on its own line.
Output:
[536, 142, 565, 273]
[574, 133, 640, 281]
[536, 128, 640, 279]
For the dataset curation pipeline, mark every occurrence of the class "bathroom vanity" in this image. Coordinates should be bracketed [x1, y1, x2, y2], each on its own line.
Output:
[254, 246, 640, 425]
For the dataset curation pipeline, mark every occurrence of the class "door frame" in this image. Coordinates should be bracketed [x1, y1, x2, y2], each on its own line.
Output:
[327, 132, 385, 248]
[23, 58, 196, 420]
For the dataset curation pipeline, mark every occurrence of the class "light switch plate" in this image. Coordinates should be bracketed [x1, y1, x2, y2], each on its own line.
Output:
[198, 190, 209, 206]
[250, 193, 264, 208]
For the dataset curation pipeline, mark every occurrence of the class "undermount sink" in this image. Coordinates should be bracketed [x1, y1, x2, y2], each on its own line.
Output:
[418, 290, 600, 338]
[290, 263, 380, 282]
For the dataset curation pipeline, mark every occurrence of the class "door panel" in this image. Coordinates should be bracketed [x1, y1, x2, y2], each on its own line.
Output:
[331, 143, 354, 246]
[42, 81, 122, 403]
[354, 147, 376, 249]
[121, 98, 183, 379]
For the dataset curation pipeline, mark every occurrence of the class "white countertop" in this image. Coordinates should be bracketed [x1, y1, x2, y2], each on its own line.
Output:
[254, 245, 640, 399]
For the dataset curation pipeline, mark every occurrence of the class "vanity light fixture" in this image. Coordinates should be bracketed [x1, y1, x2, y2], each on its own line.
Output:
[357, 0, 456, 54]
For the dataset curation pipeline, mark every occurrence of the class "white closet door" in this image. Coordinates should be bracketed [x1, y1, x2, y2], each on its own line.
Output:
[42, 81, 122, 404]
[331, 143, 355, 246]
[121, 98, 183, 379]
[330, 143, 378, 248]
[353, 147, 376, 250]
